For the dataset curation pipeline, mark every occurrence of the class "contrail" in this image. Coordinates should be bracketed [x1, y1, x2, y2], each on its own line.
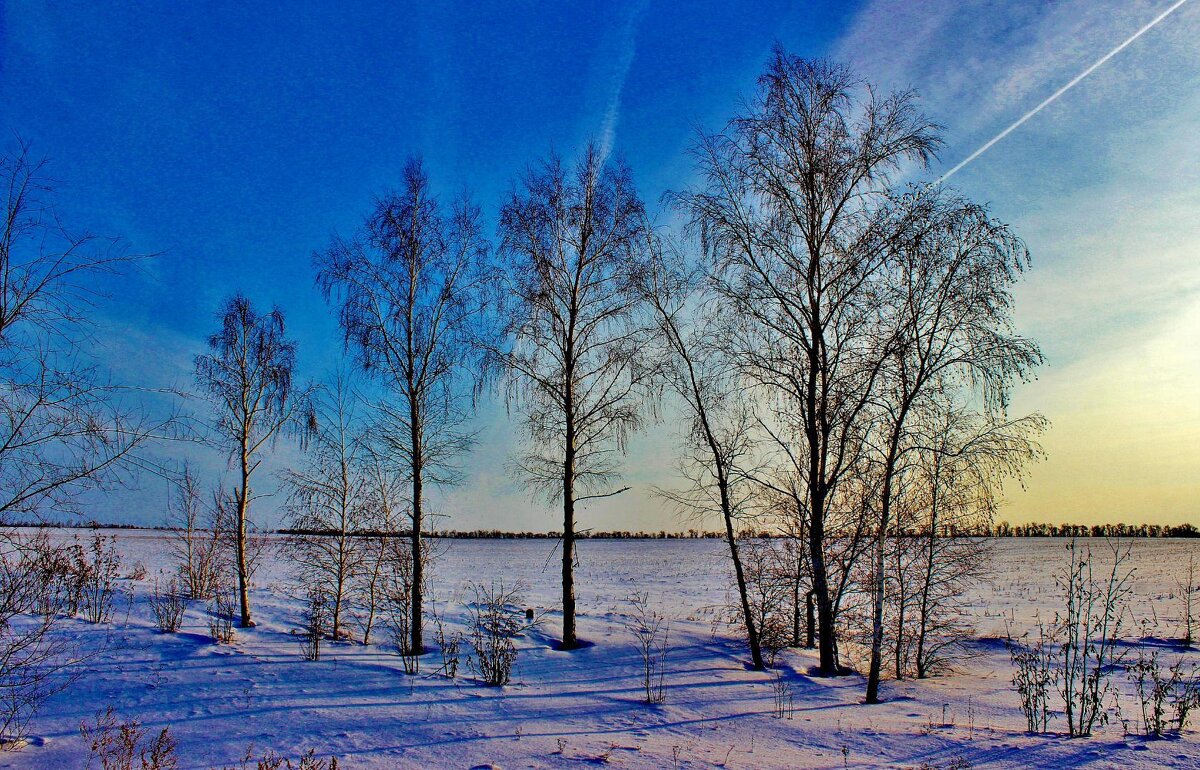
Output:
[938, 0, 1190, 183]
[597, 0, 649, 163]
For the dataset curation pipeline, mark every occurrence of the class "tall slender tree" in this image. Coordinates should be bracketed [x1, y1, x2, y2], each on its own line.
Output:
[673, 50, 941, 675]
[494, 145, 651, 649]
[195, 294, 311, 627]
[641, 239, 765, 669]
[283, 372, 370, 638]
[863, 192, 1044, 703]
[316, 157, 493, 655]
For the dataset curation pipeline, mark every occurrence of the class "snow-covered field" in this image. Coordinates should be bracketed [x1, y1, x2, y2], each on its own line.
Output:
[4, 532, 1200, 770]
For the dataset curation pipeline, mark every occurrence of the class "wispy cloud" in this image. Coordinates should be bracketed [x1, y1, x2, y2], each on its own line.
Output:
[938, 0, 1192, 182]
[596, 0, 648, 162]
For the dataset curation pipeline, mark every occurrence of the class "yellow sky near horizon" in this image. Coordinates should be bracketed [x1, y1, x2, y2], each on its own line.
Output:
[1001, 293, 1200, 526]
[826, 0, 1200, 530]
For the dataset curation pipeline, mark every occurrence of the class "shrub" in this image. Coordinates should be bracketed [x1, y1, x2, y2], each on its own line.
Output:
[627, 592, 669, 704]
[1007, 539, 1134, 737]
[1129, 641, 1200, 736]
[466, 581, 535, 686]
[0, 532, 82, 747]
[78, 534, 122, 624]
[1008, 620, 1056, 734]
[208, 590, 236, 645]
[299, 589, 328, 662]
[149, 578, 187, 633]
[81, 707, 177, 770]
[218, 747, 339, 770]
[432, 607, 462, 680]
[771, 669, 795, 719]
[1057, 539, 1132, 737]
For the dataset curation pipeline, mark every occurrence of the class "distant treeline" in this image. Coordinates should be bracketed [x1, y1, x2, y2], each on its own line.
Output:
[991, 521, 1200, 538]
[6, 520, 1198, 539]
[277, 527, 729, 540]
[740, 522, 1200, 539]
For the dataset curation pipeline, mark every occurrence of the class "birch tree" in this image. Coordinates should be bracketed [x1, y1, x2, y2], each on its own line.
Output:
[316, 157, 493, 655]
[283, 373, 370, 638]
[165, 464, 223, 600]
[195, 294, 312, 627]
[641, 240, 765, 668]
[672, 50, 941, 675]
[494, 145, 651, 649]
[863, 192, 1044, 702]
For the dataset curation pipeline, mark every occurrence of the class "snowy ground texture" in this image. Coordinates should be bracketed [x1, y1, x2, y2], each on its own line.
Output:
[4, 533, 1200, 770]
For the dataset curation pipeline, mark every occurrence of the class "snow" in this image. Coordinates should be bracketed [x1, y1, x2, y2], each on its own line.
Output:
[3, 532, 1200, 769]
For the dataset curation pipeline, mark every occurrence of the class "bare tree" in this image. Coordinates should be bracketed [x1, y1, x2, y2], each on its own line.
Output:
[316, 157, 492, 655]
[165, 465, 223, 600]
[493, 145, 651, 649]
[283, 373, 370, 639]
[672, 51, 941, 675]
[641, 242, 766, 669]
[863, 191, 1044, 703]
[908, 405, 1045, 679]
[0, 142, 170, 524]
[0, 141, 172, 744]
[195, 294, 312, 627]
[353, 445, 407, 645]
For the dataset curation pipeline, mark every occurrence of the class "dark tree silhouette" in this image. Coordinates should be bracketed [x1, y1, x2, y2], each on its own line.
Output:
[641, 238, 766, 669]
[195, 294, 312, 628]
[673, 50, 941, 675]
[863, 191, 1044, 702]
[493, 145, 651, 649]
[316, 157, 494, 655]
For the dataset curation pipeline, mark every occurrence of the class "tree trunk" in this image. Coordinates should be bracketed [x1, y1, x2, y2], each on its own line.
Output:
[362, 537, 385, 645]
[236, 440, 253, 628]
[867, 424, 905, 703]
[562, 451, 577, 649]
[809, 490, 839, 674]
[865, 482, 897, 701]
[792, 561, 802, 648]
[894, 540, 905, 680]
[721, 475, 764, 670]
[410, 402, 424, 656]
[332, 533, 345, 639]
[915, 461, 941, 679]
[805, 590, 816, 649]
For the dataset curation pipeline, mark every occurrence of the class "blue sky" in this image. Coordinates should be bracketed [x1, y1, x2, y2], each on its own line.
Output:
[3, 1, 1198, 530]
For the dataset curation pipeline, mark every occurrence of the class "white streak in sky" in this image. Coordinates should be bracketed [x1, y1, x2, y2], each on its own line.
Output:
[597, 0, 648, 163]
[938, 0, 1191, 182]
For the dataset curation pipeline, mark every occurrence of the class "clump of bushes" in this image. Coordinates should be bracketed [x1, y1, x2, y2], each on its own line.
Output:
[149, 578, 187, 633]
[466, 581, 537, 686]
[82, 709, 341, 770]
